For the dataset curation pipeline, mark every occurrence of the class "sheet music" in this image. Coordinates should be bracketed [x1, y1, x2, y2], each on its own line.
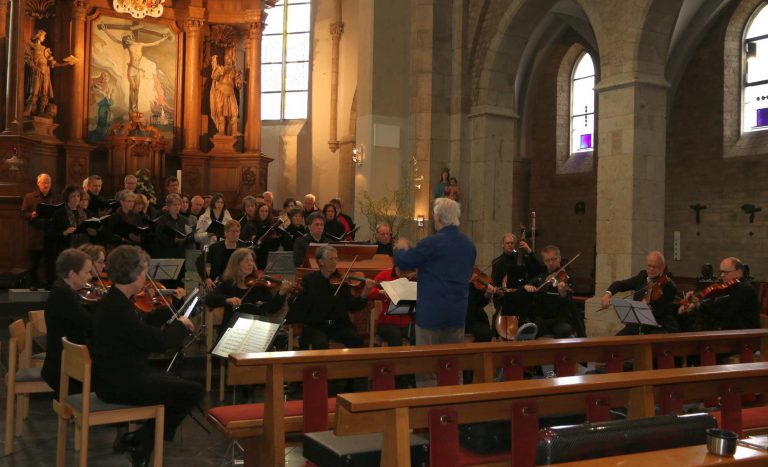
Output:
[211, 314, 283, 357]
[380, 278, 417, 305]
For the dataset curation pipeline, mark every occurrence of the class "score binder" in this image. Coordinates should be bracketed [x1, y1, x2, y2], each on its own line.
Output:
[211, 312, 284, 357]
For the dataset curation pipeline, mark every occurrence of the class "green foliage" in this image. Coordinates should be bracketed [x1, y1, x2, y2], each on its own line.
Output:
[134, 168, 157, 205]
[357, 155, 420, 239]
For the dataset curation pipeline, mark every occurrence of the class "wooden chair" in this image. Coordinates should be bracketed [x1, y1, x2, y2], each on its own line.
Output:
[25, 309, 47, 369]
[5, 318, 53, 455]
[53, 337, 165, 467]
[204, 306, 227, 401]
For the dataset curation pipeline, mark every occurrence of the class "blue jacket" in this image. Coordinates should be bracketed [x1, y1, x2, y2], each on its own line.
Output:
[394, 225, 476, 329]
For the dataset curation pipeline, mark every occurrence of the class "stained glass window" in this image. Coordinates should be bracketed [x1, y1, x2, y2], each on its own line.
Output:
[571, 52, 595, 154]
[261, 0, 311, 120]
[744, 4, 768, 131]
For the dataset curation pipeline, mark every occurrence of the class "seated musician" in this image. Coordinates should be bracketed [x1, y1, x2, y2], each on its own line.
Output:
[280, 208, 307, 251]
[76, 243, 108, 313]
[252, 202, 282, 270]
[106, 189, 144, 247]
[491, 233, 541, 325]
[198, 219, 242, 291]
[288, 245, 374, 350]
[92, 245, 202, 466]
[292, 211, 331, 267]
[599, 251, 678, 335]
[205, 248, 293, 331]
[466, 282, 494, 343]
[523, 245, 583, 338]
[368, 254, 417, 347]
[41, 248, 94, 393]
[678, 257, 759, 331]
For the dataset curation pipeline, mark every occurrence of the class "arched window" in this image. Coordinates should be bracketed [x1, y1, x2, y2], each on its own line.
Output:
[261, 0, 311, 120]
[570, 52, 595, 154]
[743, 3, 768, 132]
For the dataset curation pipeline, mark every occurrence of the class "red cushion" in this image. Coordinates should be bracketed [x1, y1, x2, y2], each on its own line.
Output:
[712, 406, 768, 430]
[209, 398, 337, 428]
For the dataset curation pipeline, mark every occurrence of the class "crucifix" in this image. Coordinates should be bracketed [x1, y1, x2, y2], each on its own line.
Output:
[689, 203, 706, 224]
[741, 204, 762, 224]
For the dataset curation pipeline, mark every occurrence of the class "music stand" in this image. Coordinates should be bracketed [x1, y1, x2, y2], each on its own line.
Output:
[610, 298, 660, 334]
[149, 258, 185, 281]
[385, 301, 416, 316]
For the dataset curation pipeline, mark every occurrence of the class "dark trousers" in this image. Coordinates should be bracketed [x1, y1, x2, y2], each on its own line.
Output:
[98, 372, 203, 449]
[466, 321, 492, 342]
[377, 324, 411, 347]
[536, 318, 575, 339]
[300, 323, 362, 350]
[26, 249, 45, 287]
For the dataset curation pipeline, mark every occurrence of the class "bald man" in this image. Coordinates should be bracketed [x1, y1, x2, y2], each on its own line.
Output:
[678, 257, 759, 331]
[600, 251, 678, 335]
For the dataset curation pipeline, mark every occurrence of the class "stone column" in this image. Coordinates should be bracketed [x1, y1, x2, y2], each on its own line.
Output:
[182, 17, 204, 153]
[244, 18, 263, 153]
[586, 77, 670, 336]
[68, 0, 87, 142]
[328, 0, 343, 152]
[3, 0, 23, 134]
[0, 0, 9, 131]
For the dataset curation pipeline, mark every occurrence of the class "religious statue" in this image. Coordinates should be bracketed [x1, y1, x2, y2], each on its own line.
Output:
[24, 30, 77, 118]
[209, 53, 243, 136]
[97, 23, 171, 112]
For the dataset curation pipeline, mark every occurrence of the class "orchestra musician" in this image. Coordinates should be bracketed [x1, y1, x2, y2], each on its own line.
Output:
[678, 257, 759, 331]
[198, 219, 242, 291]
[93, 245, 202, 467]
[205, 248, 293, 331]
[368, 253, 417, 347]
[491, 233, 541, 324]
[394, 197, 476, 347]
[288, 245, 374, 350]
[466, 283, 494, 343]
[292, 211, 331, 267]
[41, 249, 94, 393]
[523, 245, 583, 338]
[600, 251, 678, 334]
[21, 173, 60, 290]
[280, 208, 307, 251]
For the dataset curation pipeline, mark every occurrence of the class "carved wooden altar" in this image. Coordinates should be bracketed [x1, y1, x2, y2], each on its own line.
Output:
[106, 112, 166, 194]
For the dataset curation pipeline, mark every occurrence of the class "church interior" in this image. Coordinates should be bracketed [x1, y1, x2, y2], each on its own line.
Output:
[1, 0, 768, 465]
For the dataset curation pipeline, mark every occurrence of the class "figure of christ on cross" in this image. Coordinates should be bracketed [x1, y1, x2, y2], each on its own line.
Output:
[97, 22, 171, 112]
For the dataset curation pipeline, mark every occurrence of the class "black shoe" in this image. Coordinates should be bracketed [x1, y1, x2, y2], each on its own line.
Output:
[129, 444, 151, 467]
[113, 431, 140, 453]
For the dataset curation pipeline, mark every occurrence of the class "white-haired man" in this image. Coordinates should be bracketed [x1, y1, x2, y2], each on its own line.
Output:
[394, 197, 476, 347]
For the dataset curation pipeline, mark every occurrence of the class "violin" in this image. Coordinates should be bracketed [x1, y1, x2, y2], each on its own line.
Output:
[470, 266, 513, 295]
[78, 270, 112, 303]
[133, 281, 176, 314]
[679, 278, 739, 311]
[642, 273, 669, 304]
[535, 253, 580, 292]
[243, 270, 298, 292]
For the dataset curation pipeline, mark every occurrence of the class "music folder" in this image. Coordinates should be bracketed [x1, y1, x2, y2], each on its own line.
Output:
[381, 278, 417, 315]
[211, 313, 284, 357]
[206, 219, 225, 238]
[36, 202, 63, 219]
[75, 215, 111, 234]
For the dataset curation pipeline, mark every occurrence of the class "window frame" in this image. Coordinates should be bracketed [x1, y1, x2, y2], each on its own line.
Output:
[569, 51, 596, 155]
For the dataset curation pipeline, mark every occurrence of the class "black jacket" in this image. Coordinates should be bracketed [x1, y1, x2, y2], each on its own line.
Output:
[607, 271, 679, 332]
[196, 240, 236, 282]
[292, 233, 330, 267]
[206, 279, 287, 326]
[92, 287, 188, 395]
[287, 270, 368, 325]
[697, 279, 760, 331]
[41, 279, 94, 392]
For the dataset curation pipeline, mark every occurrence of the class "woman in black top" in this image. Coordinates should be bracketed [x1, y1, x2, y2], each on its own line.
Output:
[281, 208, 307, 251]
[205, 248, 293, 329]
[252, 202, 281, 270]
[41, 248, 94, 393]
[322, 203, 345, 241]
[197, 219, 242, 291]
[46, 185, 92, 287]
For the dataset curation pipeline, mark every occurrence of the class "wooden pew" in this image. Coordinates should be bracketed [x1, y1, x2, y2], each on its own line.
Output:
[208, 329, 768, 467]
[334, 363, 768, 467]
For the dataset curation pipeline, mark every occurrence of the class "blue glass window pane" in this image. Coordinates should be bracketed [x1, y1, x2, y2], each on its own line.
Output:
[579, 134, 592, 149]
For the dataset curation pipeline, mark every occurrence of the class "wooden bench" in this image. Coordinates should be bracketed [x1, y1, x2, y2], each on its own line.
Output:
[207, 329, 768, 466]
[334, 362, 768, 467]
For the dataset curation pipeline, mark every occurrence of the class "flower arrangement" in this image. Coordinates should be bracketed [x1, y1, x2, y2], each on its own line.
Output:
[134, 168, 157, 205]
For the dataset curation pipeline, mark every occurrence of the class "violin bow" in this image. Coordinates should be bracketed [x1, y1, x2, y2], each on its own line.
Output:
[144, 272, 179, 317]
[334, 254, 359, 296]
[530, 211, 536, 253]
[536, 252, 580, 292]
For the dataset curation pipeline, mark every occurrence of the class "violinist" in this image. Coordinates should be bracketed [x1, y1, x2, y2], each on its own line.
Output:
[600, 251, 678, 334]
[253, 202, 282, 270]
[491, 233, 541, 324]
[41, 249, 94, 393]
[92, 245, 202, 467]
[523, 246, 583, 338]
[198, 219, 242, 291]
[287, 245, 374, 350]
[466, 280, 494, 343]
[205, 248, 293, 331]
[678, 257, 759, 331]
[292, 211, 332, 267]
[280, 208, 307, 251]
[368, 249, 417, 347]
[76, 243, 108, 310]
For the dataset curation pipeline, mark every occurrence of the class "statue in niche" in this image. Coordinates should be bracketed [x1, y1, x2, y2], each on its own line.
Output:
[24, 29, 77, 118]
[209, 52, 242, 136]
[97, 23, 171, 112]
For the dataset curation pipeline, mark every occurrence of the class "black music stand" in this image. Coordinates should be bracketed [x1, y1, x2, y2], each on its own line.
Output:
[610, 298, 660, 334]
[148, 258, 185, 281]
